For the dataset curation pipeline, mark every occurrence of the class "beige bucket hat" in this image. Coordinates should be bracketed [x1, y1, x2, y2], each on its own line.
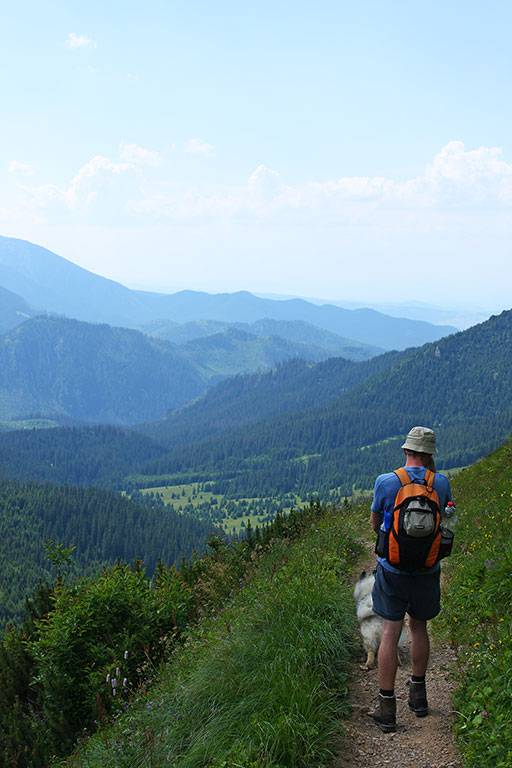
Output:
[401, 426, 437, 454]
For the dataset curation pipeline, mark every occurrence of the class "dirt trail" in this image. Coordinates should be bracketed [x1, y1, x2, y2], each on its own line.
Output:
[336, 546, 462, 768]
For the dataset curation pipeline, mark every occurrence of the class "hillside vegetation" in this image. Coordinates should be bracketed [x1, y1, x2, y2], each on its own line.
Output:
[0, 425, 166, 488]
[0, 500, 362, 767]
[436, 437, 512, 768]
[0, 479, 215, 628]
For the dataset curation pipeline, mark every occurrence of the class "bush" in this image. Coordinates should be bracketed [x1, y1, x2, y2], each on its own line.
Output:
[29, 561, 194, 755]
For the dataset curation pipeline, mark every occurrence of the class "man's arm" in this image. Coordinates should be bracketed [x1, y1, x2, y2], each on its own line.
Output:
[371, 511, 382, 533]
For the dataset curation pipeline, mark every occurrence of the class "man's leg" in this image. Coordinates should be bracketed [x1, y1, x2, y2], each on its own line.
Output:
[409, 616, 429, 676]
[378, 619, 404, 689]
[372, 619, 403, 732]
[407, 616, 430, 716]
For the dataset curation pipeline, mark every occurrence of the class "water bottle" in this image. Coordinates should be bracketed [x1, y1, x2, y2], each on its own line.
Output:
[439, 501, 457, 559]
[442, 501, 458, 535]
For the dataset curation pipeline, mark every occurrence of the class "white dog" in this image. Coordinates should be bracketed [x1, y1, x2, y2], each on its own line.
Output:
[353, 570, 406, 670]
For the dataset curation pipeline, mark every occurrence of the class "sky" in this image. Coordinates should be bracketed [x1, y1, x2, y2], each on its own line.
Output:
[1, 0, 512, 314]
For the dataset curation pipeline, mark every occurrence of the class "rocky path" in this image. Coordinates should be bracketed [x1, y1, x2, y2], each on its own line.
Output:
[336, 549, 462, 768]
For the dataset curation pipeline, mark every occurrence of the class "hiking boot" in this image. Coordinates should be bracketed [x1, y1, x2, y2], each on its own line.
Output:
[407, 679, 428, 717]
[371, 693, 397, 732]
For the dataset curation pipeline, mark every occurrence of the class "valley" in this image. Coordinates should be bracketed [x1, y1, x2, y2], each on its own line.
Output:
[0, 236, 510, 768]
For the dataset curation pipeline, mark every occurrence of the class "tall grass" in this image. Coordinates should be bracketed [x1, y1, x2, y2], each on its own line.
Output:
[58, 507, 362, 768]
[437, 438, 512, 768]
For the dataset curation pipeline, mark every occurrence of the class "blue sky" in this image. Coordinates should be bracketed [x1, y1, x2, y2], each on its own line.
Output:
[2, 0, 511, 313]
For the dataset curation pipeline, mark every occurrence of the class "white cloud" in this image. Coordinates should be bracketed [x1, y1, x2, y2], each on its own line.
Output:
[65, 32, 96, 49]
[183, 138, 214, 156]
[248, 165, 282, 196]
[419, 141, 512, 205]
[122, 142, 512, 228]
[63, 156, 136, 210]
[9, 141, 512, 233]
[8, 160, 34, 176]
[119, 140, 164, 167]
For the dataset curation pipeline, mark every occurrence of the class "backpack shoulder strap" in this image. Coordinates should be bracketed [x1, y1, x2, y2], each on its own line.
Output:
[424, 469, 436, 489]
[394, 467, 411, 486]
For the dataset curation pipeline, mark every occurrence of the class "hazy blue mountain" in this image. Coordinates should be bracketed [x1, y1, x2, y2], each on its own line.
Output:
[0, 236, 457, 350]
[0, 285, 41, 333]
[0, 314, 377, 425]
[141, 317, 383, 360]
[0, 236, 152, 327]
[131, 288, 457, 350]
[178, 326, 367, 382]
[0, 316, 207, 424]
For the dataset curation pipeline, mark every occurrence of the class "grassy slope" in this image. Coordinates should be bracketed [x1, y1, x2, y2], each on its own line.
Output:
[436, 438, 512, 768]
[56, 503, 367, 768]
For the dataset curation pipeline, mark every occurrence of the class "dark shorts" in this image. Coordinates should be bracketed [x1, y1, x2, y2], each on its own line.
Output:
[372, 563, 441, 621]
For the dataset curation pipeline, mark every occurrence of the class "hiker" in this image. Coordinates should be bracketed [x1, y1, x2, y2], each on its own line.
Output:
[370, 426, 454, 732]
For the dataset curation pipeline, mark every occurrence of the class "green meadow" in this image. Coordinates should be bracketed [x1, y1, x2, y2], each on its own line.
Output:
[139, 483, 304, 534]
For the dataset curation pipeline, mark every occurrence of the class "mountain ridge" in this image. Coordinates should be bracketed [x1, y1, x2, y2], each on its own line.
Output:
[0, 235, 457, 349]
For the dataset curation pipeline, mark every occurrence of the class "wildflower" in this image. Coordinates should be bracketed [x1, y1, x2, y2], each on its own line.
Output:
[124, 650, 129, 659]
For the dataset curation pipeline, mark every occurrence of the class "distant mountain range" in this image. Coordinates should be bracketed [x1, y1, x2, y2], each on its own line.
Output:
[0, 316, 206, 424]
[0, 315, 380, 425]
[0, 235, 457, 350]
[140, 317, 384, 360]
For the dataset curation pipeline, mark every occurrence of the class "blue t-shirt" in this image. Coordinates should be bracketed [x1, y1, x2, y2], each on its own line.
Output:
[371, 465, 453, 575]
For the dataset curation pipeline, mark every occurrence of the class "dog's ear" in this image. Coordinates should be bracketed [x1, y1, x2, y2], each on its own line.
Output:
[359, 570, 366, 579]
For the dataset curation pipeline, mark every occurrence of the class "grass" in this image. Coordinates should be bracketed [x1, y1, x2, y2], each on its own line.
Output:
[436, 438, 512, 768]
[0, 417, 61, 431]
[55, 504, 366, 768]
[139, 483, 303, 534]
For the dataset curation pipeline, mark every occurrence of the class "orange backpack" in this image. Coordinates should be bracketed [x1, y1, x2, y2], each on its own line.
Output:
[377, 468, 442, 571]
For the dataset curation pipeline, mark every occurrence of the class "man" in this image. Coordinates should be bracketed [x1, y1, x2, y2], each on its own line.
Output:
[370, 426, 453, 732]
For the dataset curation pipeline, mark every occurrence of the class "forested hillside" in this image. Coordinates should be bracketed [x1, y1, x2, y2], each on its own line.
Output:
[0, 425, 166, 487]
[134, 310, 512, 497]
[136, 350, 406, 449]
[0, 315, 206, 423]
[178, 326, 343, 380]
[0, 479, 216, 628]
